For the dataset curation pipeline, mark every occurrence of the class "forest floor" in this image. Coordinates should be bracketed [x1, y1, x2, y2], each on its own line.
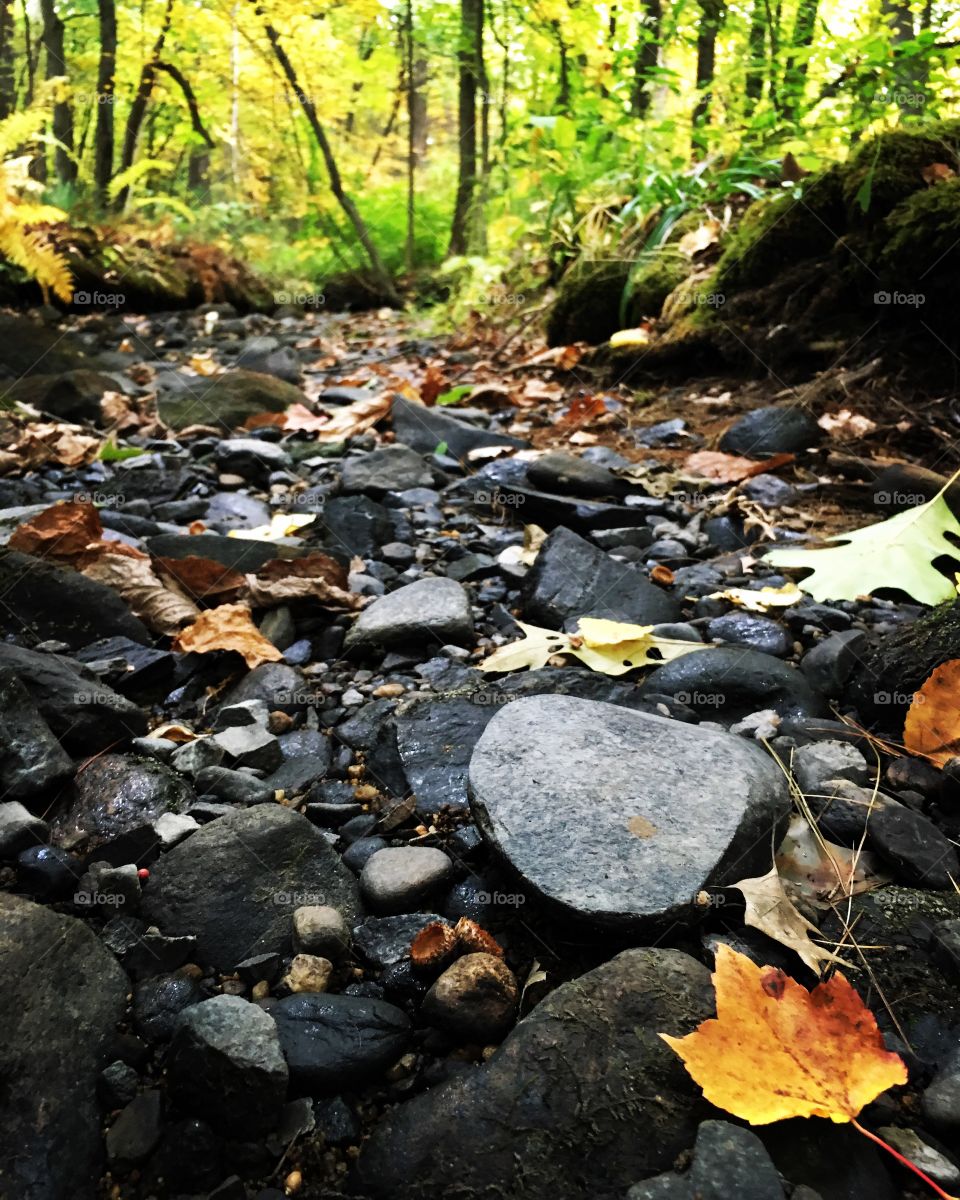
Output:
[2, 298, 960, 1200]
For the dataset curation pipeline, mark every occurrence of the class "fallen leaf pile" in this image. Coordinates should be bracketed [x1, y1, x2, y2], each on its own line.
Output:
[662, 944, 907, 1124]
[479, 616, 707, 676]
[0, 418, 102, 474]
[7, 500, 358, 639]
[766, 480, 960, 604]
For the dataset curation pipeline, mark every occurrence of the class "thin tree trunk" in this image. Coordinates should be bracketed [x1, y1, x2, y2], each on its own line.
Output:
[781, 0, 819, 120]
[745, 0, 766, 103]
[631, 0, 662, 117]
[113, 0, 174, 210]
[404, 0, 415, 272]
[448, 0, 482, 256]
[0, 0, 15, 118]
[230, 3, 240, 184]
[693, 0, 726, 133]
[94, 0, 117, 207]
[21, 0, 35, 105]
[39, 0, 76, 184]
[249, 0, 398, 301]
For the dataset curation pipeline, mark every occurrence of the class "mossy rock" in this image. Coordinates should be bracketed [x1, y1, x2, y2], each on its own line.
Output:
[623, 250, 690, 321]
[714, 165, 846, 293]
[874, 178, 960, 300]
[157, 368, 303, 431]
[841, 118, 960, 221]
[545, 259, 632, 346]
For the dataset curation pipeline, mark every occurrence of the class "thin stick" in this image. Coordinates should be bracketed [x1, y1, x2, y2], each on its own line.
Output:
[851, 1119, 957, 1200]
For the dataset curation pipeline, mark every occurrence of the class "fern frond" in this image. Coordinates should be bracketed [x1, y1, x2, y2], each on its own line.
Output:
[0, 109, 48, 160]
[0, 219, 74, 302]
[107, 159, 174, 202]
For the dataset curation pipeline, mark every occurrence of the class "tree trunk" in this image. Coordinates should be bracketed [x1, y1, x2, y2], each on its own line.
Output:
[781, 0, 819, 121]
[0, 0, 15, 118]
[404, 0, 415, 272]
[693, 0, 726, 133]
[249, 0, 398, 302]
[94, 0, 117, 207]
[631, 0, 662, 117]
[448, 0, 482, 256]
[39, 0, 76, 185]
[113, 0, 174, 210]
[745, 0, 766, 103]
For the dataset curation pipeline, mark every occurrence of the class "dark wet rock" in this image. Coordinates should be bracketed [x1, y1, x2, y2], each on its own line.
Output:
[99, 1060, 140, 1109]
[791, 741, 869, 793]
[212, 723, 283, 771]
[157, 368, 302, 431]
[707, 612, 793, 658]
[639, 647, 824, 721]
[807, 780, 896, 844]
[0, 548, 150, 648]
[343, 835, 388, 873]
[73, 637, 176, 701]
[868, 803, 960, 889]
[521, 526, 678, 628]
[360, 847, 455, 914]
[923, 1048, 960, 1134]
[355, 948, 714, 1199]
[341, 445, 434, 495]
[318, 495, 394, 558]
[219, 662, 307, 713]
[205, 491, 272, 532]
[142, 805, 361, 970]
[16, 844, 81, 899]
[0, 801, 50, 859]
[463, 479, 655, 534]
[0, 893, 127, 1200]
[166, 995, 289, 1136]
[0, 642, 147, 752]
[344, 577, 473, 653]
[263, 754, 331, 796]
[194, 764, 274, 805]
[469, 695, 789, 931]
[0, 314, 90, 378]
[931, 918, 960, 982]
[216, 437, 292, 481]
[133, 973, 203, 1041]
[758, 1121, 898, 1200]
[391, 395, 527, 460]
[147, 532, 306, 573]
[105, 1090, 163, 1169]
[235, 335, 301, 382]
[269, 992, 411, 1092]
[52, 753, 194, 852]
[719, 405, 821, 457]
[527, 452, 628, 499]
[0, 369, 122, 424]
[353, 913, 443, 969]
[800, 630, 868, 696]
[630, 1119, 786, 1200]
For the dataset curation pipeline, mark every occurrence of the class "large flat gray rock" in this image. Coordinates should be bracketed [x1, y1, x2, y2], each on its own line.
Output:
[468, 695, 790, 931]
[355, 948, 713, 1199]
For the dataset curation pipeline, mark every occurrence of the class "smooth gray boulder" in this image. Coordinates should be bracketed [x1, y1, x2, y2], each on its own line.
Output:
[344, 577, 473, 653]
[142, 805, 361, 971]
[340, 445, 434, 495]
[0, 894, 127, 1200]
[354, 948, 714, 1199]
[468, 695, 790, 931]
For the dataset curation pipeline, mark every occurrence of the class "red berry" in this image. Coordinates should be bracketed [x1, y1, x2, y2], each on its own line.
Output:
[137, 868, 150, 881]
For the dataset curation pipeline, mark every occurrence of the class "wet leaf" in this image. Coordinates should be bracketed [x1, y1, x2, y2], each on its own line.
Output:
[706, 582, 804, 612]
[661, 944, 907, 1124]
[903, 659, 960, 766]
[172, 603, 284, 668]
[245, 553, 361, 609]
[732, 866, 850, 973]
[155, 555, 247, 602]
[9, 499, 103, 562]
[685, 449, 794, 483]
[82, 552, 200, 635]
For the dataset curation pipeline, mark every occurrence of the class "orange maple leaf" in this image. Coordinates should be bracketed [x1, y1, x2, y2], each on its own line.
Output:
[662, 944, 906, 1125]
[903, 659, 960, 767]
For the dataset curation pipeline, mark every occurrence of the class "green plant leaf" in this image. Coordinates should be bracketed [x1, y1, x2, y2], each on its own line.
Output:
[436, 385, 473, 407]
[98, 440, 148, 462]
[766, 491, 960, 604]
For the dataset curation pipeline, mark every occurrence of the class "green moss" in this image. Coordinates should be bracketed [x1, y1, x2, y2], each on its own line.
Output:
[545, 259, 632, 346]
[841, 118, 960, 219]
[714, 165, 846, 293]
[875, 178, 960, 300]
[623, 250, 689, 321]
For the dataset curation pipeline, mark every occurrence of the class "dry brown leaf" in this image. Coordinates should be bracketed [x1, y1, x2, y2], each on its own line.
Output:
[557, 394, 607, 428]
[776, 814, 887, 903]
[311, 392, 392, 441]
[817, 409, 877, 440]
[155, 555, 247, 602]
[172, 603, 283, 668]
[685, 450, 795, 483]
[245, 553, 361, 610]
[922, 161, 956, 185]
[10, 500, 104, 562]
[678, 219, 721, 257]
[81, 552, 200, 635]
[903, 658, 960, 766]
[419, 363, 447, 406]
[7, 423, 102, 470]
[732, 866, 850, 972]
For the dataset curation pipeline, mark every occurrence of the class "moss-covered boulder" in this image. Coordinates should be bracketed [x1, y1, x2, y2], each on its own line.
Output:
[874, 178, 960, 303]
[841, 119, 960, 221]
[546, 251, 691, 346]
[157, 368, 303, 431]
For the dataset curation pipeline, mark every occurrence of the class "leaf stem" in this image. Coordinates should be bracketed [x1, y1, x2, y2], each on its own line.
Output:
[851, 1118, 957, 1200]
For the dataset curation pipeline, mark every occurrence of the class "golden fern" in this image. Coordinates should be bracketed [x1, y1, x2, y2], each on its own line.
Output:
[0, 100, 74, 303]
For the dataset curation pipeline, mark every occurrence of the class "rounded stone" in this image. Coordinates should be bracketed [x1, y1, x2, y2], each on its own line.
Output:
[422, 952, 519, 1042]
[292, 905, 351, 960]
[360, 847, 455, 915]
